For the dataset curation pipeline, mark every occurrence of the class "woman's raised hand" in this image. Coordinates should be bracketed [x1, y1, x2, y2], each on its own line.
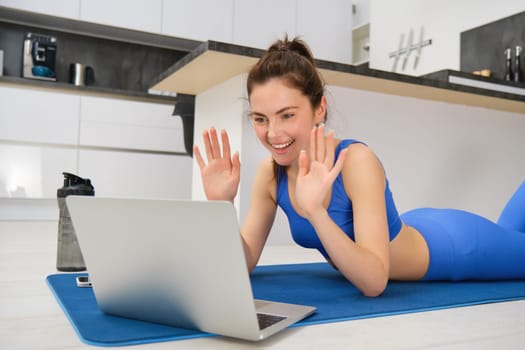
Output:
[193, 128, 240, 202]
[295, 124, 348, 219]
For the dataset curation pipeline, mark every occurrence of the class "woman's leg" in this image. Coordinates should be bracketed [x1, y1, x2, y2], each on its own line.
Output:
[498, 181, 525, 233]
[402, 208, 525, 281]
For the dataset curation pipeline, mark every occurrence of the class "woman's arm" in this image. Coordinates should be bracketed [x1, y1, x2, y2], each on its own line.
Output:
[295, 127, 390, 296]
[194, 128, 276, 272]
[240, 157, 278, 272]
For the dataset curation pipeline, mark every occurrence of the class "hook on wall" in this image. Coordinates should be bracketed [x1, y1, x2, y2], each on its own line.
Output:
[389, 26, 432, 72]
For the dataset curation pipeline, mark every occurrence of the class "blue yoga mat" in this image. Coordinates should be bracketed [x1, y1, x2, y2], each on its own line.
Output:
[47, 262, 525, 347]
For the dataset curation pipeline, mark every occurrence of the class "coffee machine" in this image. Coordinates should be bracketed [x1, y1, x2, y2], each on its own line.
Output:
[23, 32, 57, 81]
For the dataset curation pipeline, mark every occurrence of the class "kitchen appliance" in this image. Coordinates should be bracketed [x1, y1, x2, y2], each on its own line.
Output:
[23, 32, 57, 81]
[69, 63, 95, 86]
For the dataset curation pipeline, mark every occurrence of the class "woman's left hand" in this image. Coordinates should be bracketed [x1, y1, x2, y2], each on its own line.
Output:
[295, 125, 348, 219]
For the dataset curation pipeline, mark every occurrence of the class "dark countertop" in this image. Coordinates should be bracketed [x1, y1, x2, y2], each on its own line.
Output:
[151, 40, 525, 115]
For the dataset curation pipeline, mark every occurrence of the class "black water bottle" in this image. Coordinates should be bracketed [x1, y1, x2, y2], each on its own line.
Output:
[56, 172, 95, 271]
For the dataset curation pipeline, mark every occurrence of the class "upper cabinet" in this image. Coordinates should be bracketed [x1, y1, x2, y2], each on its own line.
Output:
[296, 0, 353, 64]
[80, 0, 162, 33]
[162, 0, 234, 42]
[0, 0, 80, 19]
[232, 0, 353, 64]
[232, 0, 296, 50]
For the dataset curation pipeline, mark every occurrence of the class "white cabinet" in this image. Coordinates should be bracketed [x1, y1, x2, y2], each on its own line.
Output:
[233, 0, 296, 49]
[0, 86, 80, 145]
[296, 0, 353, 64]
[0, 144, 77, 198]
[79, 96, 185, 153]
[162, 0, 233, 42]
[78, 149, 192, 199]
[233, 0, 353, 63]
[0, 86, 79, 199]
[0, 0, 80, 19]
[79, 0, 162, 33]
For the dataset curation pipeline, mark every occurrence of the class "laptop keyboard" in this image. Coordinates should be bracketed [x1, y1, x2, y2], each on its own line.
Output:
[256, 313, 287, 330]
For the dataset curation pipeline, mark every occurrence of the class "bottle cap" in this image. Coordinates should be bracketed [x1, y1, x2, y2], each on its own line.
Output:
[57, 172, 95, 197]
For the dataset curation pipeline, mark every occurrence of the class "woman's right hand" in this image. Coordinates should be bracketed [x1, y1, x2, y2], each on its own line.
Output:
[193, 128, 240, 202]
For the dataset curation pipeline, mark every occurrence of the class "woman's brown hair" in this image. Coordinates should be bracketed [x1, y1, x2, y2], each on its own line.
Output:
[247, 36, 325, 112]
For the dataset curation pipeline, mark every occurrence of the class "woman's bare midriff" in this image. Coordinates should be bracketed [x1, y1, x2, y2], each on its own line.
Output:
[388, 223, 430, 280]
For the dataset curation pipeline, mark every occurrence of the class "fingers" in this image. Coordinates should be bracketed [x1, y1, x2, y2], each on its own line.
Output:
[324, 129, 335, 167]
[309, 124, 336, 166]
[221, 129, 231, 160]
[194, 145, 206, 171]
[316, 124, 325, 161]
[309, 127, 317, 162]
[231, 152, 241, 178]
[209, 127, 221, 159]
[203, 129, 214, 162]
[329, 147, 348, 180]
[298, 150, 309, 178]
[202, 127, 232, 161]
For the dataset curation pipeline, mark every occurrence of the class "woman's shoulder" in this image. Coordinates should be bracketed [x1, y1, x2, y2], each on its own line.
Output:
[337, 139, 372, 158]
[254, 156, 278, 186]
[252, 156, 279, 201]
[339, 139, 385, 181]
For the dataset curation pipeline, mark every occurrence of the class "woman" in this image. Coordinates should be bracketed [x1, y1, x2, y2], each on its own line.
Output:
[194, 36, 525, 297]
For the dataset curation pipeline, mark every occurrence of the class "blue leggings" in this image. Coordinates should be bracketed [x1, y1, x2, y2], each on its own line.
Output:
[401, 181, 525, 281]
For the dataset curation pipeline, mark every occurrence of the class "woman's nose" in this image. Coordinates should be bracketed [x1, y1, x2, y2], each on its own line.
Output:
[267, 119, 280, 138]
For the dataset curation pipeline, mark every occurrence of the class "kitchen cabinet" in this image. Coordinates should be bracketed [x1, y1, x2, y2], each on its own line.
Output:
[80, 0, 162, 34]
[162, 0, 233, 42]
[0, 86, 80, 145]
[78, 149, 192, 199]
[233, 0, 352, 64]
[0, 144, 77, 198]
[296, 0, 353, 64]
[0, 0, 80, 19]
[233, 0, 296, 49]
[79, 96, 186, 153]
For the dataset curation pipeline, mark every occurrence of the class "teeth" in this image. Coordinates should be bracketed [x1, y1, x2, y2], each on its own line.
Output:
[272, 140, 294, 149]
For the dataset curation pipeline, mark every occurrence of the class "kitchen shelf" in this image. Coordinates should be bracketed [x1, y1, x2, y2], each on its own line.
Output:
[0, 75, 179, 105]
[151, 40, 525, 115]
[0, 6, 202, 105]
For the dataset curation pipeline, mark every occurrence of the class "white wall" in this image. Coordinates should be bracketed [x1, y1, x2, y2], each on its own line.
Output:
[370, 0, 525, 75]
[324, 86, 525, 221]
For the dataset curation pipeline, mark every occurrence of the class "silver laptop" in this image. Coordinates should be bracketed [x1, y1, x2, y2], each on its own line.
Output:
[66, 196, 316, 341]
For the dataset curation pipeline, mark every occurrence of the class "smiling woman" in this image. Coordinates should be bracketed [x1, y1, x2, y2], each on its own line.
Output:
[193, 36, 525, 297]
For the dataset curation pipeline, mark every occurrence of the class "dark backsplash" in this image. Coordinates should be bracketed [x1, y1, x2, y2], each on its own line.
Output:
[460, 11, 524, 81]
[0, 21, 187, 92]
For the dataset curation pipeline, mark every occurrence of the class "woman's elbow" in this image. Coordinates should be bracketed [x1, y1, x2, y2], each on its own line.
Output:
[360, 277, 388, 297]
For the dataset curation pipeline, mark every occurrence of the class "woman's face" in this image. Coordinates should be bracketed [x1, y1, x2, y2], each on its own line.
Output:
[249, 78, 325, 167]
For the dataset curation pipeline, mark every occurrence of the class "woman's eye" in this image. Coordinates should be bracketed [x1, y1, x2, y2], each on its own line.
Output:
[282, 113, 294, 119]
[252, 116, 267, 125]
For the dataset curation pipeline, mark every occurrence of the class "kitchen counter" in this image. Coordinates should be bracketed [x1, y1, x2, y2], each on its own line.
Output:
[151, 40, 525, 114]
[2, 220, 525, 349]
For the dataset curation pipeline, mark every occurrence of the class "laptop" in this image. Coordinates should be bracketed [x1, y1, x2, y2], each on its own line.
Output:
[66, 196, 316, 341]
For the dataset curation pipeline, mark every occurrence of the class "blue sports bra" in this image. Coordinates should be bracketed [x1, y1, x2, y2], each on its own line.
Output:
[276, 139, 402, 258]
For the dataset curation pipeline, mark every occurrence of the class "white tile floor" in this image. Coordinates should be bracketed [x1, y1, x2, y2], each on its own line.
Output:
[2, 221, 525, 349]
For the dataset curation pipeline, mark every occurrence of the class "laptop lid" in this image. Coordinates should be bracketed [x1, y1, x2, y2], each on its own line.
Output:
[66, 196, 315, 341]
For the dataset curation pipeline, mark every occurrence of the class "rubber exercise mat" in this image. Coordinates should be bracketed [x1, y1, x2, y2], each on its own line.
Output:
[47, 262, 525, 346]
